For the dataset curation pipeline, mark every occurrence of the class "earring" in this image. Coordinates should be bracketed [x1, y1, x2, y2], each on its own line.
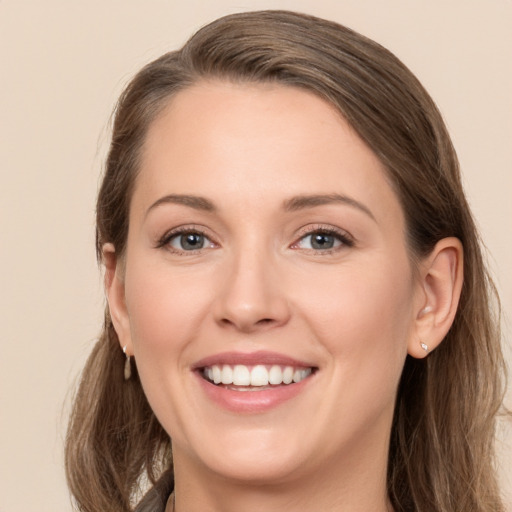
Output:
[123, 345, 132, 380]
[420, 341, 428, 352]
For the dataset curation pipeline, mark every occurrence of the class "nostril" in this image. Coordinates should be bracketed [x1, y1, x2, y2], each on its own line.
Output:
[221, 317, 273, 325]
[219, 316, 276, 330]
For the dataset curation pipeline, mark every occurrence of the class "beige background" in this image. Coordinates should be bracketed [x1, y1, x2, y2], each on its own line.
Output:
[1, 1, 511, 510]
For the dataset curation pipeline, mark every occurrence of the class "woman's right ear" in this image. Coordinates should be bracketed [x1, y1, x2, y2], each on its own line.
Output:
[102, 243, 133, 355]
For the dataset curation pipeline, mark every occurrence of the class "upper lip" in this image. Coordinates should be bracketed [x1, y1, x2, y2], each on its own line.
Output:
[192, 350, 316, 369]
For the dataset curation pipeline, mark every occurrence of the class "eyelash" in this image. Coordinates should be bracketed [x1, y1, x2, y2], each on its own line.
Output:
[291, 225, 354, 254]
[156, 224, 354, 255]
[156, 226, 215, 254]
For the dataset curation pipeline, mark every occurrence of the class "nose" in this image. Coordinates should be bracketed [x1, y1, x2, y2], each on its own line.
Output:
[213, 249, 291, 333]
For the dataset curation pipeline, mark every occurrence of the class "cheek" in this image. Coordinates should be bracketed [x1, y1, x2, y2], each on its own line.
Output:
[121, 258, 217, 439]
[123, 259, 212, 363]
[299, 255, 414, 385]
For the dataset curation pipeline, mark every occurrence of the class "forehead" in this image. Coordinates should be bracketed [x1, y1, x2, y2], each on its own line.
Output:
[133, 81, 403, 225]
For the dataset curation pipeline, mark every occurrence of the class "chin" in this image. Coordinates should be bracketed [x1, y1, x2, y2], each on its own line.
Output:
[202, 447, 309, 485]
[176, 421, 315, 485]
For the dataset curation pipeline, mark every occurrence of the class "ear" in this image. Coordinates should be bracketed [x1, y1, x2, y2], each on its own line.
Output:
[408, 237, 464, 358]
[102, 243, 133, 356]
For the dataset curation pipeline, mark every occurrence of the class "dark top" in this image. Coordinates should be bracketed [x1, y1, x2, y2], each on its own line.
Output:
[134, 471, 174, 512]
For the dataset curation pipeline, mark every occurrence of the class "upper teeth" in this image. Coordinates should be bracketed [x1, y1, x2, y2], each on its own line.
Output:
[203, 364, 312, 387]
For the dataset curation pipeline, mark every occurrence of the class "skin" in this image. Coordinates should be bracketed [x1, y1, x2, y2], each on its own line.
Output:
[105, 82, 463, 512]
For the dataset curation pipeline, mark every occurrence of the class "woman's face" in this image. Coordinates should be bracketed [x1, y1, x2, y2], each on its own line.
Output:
[114, 82, 424, 484]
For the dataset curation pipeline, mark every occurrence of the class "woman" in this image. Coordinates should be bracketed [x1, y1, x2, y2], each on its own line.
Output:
[65, 10, 506, 512]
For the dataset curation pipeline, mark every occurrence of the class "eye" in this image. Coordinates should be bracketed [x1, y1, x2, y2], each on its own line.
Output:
[299, 232, 339, 250]
[157, 228, 216, 253]
[170, 232, 209, 250]
[292, 227, 354, 253]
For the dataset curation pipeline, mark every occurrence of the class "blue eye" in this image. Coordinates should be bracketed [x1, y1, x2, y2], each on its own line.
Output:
[171, 233, 207, 250]
[294, 229, 353, 252]
[159, 230, 215, 252]
[304, 233, 338, 250]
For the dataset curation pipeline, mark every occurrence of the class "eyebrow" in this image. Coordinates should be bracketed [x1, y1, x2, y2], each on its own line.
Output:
[283, 194, 376, 221]
[145, 192, 375, 222]
[146, 194, 216, 218]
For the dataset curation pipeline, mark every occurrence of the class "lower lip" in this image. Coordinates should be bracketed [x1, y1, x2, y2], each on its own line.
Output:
[195, 372, 313, 413]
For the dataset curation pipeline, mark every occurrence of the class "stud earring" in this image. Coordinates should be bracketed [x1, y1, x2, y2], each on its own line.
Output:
[420, 341, 428, 352]
[123, 345, 132, 380]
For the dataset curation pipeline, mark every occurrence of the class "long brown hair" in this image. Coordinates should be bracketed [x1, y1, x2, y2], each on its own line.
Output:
[65, 10, 506, 511]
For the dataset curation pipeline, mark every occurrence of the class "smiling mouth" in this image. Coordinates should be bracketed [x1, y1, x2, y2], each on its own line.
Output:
[201, 364, 315, 390]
